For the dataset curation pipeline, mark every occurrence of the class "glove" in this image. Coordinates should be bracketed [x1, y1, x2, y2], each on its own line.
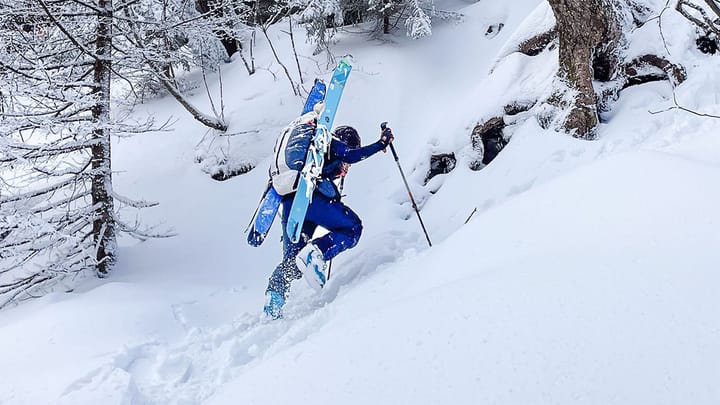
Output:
[380, 126, 394, 146]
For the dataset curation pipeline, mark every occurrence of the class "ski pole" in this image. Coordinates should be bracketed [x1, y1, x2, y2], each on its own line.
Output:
[381, 122, 432, 247]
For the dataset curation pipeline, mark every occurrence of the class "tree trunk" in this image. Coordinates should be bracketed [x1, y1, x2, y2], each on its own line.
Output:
[383, 0, 390, 34]
[92, 0, 116, 275]
[547, 0, 623, 139]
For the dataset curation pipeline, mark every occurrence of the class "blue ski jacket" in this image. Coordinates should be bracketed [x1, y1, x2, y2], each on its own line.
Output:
[322, 139, 387, 178]
[317, 139, 387, 199]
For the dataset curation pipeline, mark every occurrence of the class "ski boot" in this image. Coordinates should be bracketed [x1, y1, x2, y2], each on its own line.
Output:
[263, 291, 285, 319]
[296, 243, 328, 291]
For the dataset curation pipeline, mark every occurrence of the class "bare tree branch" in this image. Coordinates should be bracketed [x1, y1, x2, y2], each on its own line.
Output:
[649, 91, 720, 118]
[37, 0, 102, 62]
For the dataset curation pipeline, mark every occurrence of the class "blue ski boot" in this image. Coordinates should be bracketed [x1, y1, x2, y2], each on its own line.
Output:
[263, 291, 285, 319]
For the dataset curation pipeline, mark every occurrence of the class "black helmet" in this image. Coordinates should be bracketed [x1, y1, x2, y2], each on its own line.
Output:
[333, 126, 361, 149]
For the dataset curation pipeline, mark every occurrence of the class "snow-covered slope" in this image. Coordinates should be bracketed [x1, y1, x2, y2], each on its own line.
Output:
[208, 147, 720, 405]
[1, 0, 719, 404]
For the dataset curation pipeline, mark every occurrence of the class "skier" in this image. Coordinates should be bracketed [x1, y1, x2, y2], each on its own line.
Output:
[264, 123, 394, 319]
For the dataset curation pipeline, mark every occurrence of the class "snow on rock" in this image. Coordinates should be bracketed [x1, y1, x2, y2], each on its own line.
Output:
[491, 1, 556, 68]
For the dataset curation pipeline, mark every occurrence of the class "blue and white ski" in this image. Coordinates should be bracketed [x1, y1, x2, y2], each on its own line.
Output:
[247, 79, 327, 247]
[286, 57, 353, 243]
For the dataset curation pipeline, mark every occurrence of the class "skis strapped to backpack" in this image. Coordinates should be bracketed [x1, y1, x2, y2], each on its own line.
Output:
[246, 79, 327, 247]
[286, 57, 353, 243]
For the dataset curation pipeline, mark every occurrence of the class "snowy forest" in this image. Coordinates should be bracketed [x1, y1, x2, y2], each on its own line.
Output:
[0, 0, 443, 306]
[2, 0, 719, 403]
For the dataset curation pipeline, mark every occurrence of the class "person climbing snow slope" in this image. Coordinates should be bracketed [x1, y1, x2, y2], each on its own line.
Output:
[264, 118, 394, 319]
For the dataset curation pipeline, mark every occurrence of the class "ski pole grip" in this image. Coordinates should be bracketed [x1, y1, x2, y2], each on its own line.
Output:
[380, 122, 399, 160]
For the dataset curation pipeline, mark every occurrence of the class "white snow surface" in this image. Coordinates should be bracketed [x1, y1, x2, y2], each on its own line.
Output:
[2, 0, 720, 404]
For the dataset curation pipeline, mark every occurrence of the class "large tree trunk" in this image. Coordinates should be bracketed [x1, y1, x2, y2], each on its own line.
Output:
[467, 1, 686, 170]
[92, 0, 116, 275]
[547, 0, 624, 139]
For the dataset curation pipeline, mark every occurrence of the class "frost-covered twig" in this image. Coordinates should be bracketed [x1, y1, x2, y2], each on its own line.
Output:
[0, 275, 52, 310]
[111, 191, 159, 209]
[218, 129, 261, 136]
[262, 24, 300, 96]
[649, 91, 720, 118]
[202, 64, 223, 121]
[658, 0, 672, 55]
[116, 219, 177, 241]
[676, 0, 720, 35]
[286, 16, 304, 85]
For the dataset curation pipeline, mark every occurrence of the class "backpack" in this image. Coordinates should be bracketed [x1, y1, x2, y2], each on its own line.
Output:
[270, 112, 318, 195]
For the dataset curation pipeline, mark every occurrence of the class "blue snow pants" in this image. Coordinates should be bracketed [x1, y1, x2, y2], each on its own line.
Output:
[266, 191, 363, 298]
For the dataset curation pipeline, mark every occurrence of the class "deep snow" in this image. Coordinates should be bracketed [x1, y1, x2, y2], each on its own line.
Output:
[1, 0, 719, 404]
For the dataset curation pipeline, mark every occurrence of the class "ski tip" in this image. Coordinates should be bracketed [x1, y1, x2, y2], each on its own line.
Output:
[339, 54, 354, 66]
